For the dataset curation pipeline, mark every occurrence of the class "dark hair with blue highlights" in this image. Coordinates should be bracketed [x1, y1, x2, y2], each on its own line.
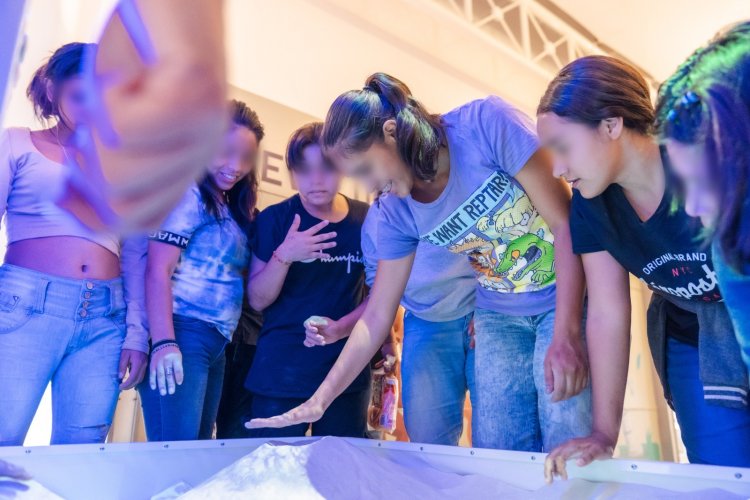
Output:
[26, 42, 94, 122]
[657, 22, 750, 271]
[321, 73, 445, 181]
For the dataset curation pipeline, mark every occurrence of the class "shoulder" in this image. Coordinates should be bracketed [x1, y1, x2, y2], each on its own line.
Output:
[0, 127, 30, 157]
[443, 96, 518, 123]
[346, 197, 370, 223]
[256, 195, 299, 230]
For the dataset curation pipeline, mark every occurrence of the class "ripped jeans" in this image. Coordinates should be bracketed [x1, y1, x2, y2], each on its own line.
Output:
[0, 264, 126, 446]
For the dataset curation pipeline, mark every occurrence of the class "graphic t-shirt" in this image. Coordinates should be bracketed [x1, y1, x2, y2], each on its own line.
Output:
[377, 96, 556, 316]
[569, 151, 721, 343]
[362, 202, 476, 323]
[246, 194, 370, 398]
[148, 184, 251, 340]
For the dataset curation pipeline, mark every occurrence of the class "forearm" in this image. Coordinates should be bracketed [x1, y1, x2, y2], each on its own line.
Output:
[248, 258, 290, 310]
[312, 306, 398, 408]
[120, 240, 149, 353]
[587, 313, 631, 444]
[551, 224, 586, 340]
[311, 255, 412, 408]
[145, 271, 176, 343]
[334, 297, 369, 338]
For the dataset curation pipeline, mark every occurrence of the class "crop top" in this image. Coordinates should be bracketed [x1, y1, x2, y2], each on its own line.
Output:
[0, 127, 119, 255]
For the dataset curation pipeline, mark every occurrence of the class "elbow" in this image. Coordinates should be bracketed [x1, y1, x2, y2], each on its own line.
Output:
[247, 290, 267, 312]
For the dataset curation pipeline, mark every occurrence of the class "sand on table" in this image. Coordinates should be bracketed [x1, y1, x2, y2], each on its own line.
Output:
[178, 437, 743, 500]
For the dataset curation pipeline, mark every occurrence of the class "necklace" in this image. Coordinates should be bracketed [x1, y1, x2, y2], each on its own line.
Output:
[52, 126, 73, 165]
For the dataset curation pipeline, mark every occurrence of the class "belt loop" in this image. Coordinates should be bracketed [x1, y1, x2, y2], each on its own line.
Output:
[33, 279, 50, 314]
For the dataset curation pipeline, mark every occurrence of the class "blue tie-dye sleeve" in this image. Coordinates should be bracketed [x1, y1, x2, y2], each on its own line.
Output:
[148, 184, 203, 249]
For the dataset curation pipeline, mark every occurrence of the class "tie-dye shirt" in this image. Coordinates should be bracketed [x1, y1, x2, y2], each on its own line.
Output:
[377, 96, 556, 316]
[148, 184, 250, 339]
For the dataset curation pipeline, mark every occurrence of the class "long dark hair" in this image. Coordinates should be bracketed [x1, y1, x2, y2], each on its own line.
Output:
[537, 55, 654, 135]
[321, 73, 445, 181]
[199, 100, 264, 233]
[26, 42, 94, 123]
[657, 22, 750, 271]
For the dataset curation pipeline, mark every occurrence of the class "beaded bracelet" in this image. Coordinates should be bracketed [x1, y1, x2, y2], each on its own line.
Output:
[152, 339, 178, 350]
[150, 341, 179, 356]
[272, 250, 292, 266]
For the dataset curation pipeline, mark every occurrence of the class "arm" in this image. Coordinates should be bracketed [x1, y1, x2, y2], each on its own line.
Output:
[248, 214, 337, 311]
[515, 149, 587, 401]
[145, 240, 184, 395]
[545, 251, 631, 482]
[118, 237, 149, 389]
[248, 254, 415, 429]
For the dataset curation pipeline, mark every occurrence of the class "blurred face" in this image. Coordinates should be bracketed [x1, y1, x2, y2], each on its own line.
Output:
[52, 77, 88, 128]
[665, 140, 718, 225]
[326, 119, 413, 198]
[537, 112, 622, 198]
[208, 123, 259, 191]
[291, 144, 342, 207]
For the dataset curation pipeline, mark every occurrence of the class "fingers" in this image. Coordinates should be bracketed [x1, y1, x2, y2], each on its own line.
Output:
[156, 362, 167, 396]
[312, 231, 337, 243]
[172, 357, 185, 386]
[118, 352, 130, 380]
[312, 242, 337, 252]
[149, 363, 157, 391]
[544, 358, 554, 395]
[550, 364, 567, 402]
[304, 327, 326, 347]
[304, 219, 329, 235]
[245, 414, 294, 429]
[0, 460, 31, 480]
[286, 214, 301, 235]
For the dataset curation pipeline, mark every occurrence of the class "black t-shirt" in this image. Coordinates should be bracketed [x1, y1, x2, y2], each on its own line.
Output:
[245, 194, 370, 398]
[569, 151, 720, 345]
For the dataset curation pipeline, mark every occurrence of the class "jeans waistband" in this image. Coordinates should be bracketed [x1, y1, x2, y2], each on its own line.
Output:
[0, 264, 124, 319]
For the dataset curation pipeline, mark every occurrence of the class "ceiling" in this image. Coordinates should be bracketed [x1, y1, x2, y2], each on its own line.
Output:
[548, 0, 750, 81]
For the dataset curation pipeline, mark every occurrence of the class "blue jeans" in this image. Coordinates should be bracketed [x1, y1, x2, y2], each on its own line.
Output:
[0, 264, 126, 446]
[247, 389, 370, 438]
[401, 311, 475, 445]
[667, 337, 750, 466]
[139, 315, 227, 441]
[473, 307, 592, 452]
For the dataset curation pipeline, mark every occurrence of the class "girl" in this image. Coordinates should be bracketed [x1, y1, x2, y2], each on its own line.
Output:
[536, 55, 750, 475]
[0, 43, 129, 445]
[656, 23, 750, 377]
[244, 122, 371, 438]
[137, 100, 263, 441]
[249, 73, 591, 453]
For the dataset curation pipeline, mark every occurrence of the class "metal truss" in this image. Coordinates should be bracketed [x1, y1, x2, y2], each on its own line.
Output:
[430, 0, 659, 92]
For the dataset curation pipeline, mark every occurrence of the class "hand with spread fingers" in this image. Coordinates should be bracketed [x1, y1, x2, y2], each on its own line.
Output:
[245, 397, 325, 430]
[543, 431, 615, 484]
[276, 215, 337, 263]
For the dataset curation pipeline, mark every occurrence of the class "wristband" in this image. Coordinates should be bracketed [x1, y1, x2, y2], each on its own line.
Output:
[152, 339, 178, 350]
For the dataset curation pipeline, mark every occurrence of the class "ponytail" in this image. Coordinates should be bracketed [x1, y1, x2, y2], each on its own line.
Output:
[322, 72, 444, 181]
[25, 42, 93, 122]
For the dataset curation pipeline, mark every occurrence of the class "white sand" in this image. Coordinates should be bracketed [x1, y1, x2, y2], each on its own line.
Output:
[178, 437, 744, 500]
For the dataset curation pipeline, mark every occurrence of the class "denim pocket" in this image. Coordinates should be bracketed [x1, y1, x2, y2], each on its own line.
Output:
[0, 291, 33, 334]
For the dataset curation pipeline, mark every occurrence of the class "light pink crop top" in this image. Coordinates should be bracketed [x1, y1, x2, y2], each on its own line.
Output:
[0, 127, 120, 255]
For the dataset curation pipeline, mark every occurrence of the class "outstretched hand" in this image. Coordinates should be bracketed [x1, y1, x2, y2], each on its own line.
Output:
[543, 432, 614, 484]
[245, 398, 325, 430]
